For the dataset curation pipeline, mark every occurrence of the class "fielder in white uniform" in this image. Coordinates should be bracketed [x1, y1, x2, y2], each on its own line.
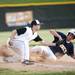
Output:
[8, 20, 43, 65]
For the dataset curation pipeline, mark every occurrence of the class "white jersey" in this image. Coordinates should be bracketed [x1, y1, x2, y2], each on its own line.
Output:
[13, 27, 38, 42]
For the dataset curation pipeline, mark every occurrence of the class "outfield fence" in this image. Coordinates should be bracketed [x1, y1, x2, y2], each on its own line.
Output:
[0, 3, 75, 31]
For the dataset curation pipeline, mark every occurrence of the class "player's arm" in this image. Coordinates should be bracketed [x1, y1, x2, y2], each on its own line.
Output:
[40, 41, 56, 46]
[10, 28, 27, 39]
[7, 29, 17, 46]
[33, 35, 56, 46]
[49, 29, 62, 40]
[33, 35, 43, 42]
[10, 29, 17, 39]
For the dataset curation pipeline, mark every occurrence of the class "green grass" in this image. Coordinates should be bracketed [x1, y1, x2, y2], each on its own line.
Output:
[0, 29, 69, 44]
[0, 31, 11, 44]
[0, 0, 75, 4]
[0, 68, 75, 75]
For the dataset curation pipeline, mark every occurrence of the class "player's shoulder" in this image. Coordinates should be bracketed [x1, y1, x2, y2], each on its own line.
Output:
[25, 26, 32, 31]
[57, 31, 66, 38]
[70, 42, 74, 46]
[57, 31, 65, 35]
[25, 26, 31, 29]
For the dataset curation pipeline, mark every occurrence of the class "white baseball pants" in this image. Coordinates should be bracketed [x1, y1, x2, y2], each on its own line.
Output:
[10, 39, 29, 62]
[31, 46, 57, 60]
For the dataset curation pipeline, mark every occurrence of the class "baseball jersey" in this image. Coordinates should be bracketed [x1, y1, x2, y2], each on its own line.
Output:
[49, 32, 74, 57]
[14, 27, 42, 42]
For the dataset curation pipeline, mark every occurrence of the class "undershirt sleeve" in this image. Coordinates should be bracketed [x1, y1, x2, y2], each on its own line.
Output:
[16, 28, 27, 35]
[33, 35, 43, 42]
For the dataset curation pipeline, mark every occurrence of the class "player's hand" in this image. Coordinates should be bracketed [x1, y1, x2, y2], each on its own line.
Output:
[59, 36, 63, 41]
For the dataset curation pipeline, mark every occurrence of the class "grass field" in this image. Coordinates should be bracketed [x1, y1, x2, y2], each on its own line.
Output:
[0, 68, 75, 75]
[0, 29, 69, 44]
[0, 0, 75, 4]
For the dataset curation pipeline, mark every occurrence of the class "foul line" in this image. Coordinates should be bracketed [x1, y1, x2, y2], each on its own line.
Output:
[0, 1, 75, 7]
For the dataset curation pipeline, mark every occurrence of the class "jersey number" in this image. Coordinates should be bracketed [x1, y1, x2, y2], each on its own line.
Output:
[59, 44, 67, 53]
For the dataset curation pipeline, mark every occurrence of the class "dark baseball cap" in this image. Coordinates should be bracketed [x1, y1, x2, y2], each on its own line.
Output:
[31, 19, 41, 25]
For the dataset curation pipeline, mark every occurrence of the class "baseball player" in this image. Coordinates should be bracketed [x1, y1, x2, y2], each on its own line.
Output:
[31, 29, 75, 60]
[7, 19, 43, 65]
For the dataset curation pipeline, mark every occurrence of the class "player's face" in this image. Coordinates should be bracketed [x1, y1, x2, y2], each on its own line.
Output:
[33, 25, 40, 32]
[67, 34, 75, 41]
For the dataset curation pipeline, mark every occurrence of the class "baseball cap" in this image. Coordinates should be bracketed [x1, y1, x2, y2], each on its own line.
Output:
[31, 19, 41, 25]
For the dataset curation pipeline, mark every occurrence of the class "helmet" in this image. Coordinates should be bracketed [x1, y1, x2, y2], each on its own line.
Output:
[68, 29, 75, 35]
[68, 29, 75, 38]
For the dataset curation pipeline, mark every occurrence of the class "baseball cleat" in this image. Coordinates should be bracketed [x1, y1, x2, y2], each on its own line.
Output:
[22, 60, 34, 65]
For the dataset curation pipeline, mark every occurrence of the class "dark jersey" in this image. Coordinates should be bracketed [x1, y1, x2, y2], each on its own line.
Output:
[49, 32, 74, 57]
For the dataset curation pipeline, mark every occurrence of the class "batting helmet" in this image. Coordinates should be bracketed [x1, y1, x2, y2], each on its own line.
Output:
[68, 29, 75, 39]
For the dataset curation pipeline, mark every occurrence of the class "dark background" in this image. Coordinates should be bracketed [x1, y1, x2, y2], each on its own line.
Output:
[0, 4, 75, 31]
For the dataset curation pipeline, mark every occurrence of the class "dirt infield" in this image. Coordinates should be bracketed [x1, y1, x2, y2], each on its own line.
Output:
[0, 61, 75, 72]
[0, 55, 75, 72]
[0, 45, 75, 72]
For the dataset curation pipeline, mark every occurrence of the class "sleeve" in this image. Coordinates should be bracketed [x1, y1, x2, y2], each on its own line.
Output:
[33, 35, 43, 42]
[53, 32, 66, 43]
[16, 28, 27, 35]
[56, 39, 65, 46]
